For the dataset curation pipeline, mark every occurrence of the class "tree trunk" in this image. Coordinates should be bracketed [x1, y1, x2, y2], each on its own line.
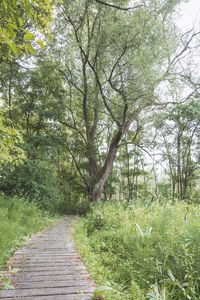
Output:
[126, 143, 132, 203]
[8, 65, 13, 121]
[89, 128, 124, 202]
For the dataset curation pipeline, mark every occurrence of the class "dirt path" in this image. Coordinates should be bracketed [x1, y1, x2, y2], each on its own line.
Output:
[0, 217, 95, 300]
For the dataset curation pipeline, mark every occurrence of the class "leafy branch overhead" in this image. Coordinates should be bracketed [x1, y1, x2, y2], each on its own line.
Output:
[0, 0, 55, 62]
[0, 113, 25, 168]
[94, 0, 146, 11]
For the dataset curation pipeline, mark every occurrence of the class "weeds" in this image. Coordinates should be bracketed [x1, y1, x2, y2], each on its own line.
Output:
[74, 201, 200, 299]
[0, 194, 56, 268]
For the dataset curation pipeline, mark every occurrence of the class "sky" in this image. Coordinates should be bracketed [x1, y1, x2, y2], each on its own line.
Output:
[176, 0, 200, 31]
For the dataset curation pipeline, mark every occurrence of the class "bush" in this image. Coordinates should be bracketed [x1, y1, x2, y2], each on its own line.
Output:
[74, 201, 200, 299]
[0, 159, 90, 214]
[0, 160, 61, 211]
[0, 194, 56, 267]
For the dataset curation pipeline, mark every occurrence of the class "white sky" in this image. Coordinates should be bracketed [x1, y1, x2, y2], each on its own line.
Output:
[176, 0, 200, 31]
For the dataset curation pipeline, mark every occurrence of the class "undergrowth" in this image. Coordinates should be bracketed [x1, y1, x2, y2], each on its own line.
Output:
[74, 201, 200, 300]
[0, 194, 56, 268]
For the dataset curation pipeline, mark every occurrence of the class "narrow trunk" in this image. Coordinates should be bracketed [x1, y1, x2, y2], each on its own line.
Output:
[172, 178, 176, 200]
[89, 128, 124, 202]
[177, 133, 181, 198]
[8, 65, 13, 121]
[152, 153, 158, 197]
[126, 143, 131, 203]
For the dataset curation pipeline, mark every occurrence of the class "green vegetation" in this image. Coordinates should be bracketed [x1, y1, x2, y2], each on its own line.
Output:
[0, 0, 54, 62]
[0, 194, 56, 267]
[75, 202, 200, 299]
[0, 113, 25, 167]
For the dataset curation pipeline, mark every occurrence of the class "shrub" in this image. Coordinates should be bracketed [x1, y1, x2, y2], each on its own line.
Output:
[0, 160, 61, 211]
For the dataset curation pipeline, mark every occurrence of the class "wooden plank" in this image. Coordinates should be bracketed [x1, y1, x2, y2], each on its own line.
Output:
[11, 254, 80, 260]
[14, 274, 91, 283]
[15, 252, 77, 256]
[0, 286, 94, 298]
[10, 260, 81, 266]
[4, 294, 93, 300]
[17, 265, 86, 272]
[11, 262, 82, 268]
[14, 280, 94, 289]
[15, 255, 80, 260]
[15, 269, 88, 277]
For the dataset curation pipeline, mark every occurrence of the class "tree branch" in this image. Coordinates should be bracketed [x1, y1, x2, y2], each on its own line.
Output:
[95, 0, 146, 11]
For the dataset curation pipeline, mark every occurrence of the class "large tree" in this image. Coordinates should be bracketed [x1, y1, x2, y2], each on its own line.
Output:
[45, 0, 190, 202]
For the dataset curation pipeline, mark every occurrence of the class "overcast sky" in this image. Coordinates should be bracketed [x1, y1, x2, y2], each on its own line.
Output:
[176, 0, 200, 31]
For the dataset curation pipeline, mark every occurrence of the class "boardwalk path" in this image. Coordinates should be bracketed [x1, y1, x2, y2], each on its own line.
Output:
[0, 217, 95, 300]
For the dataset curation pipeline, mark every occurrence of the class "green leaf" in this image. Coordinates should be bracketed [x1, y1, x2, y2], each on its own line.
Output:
[3, 283, 15, 290]
[8, 23, 18, 30]
[0, 276, 15, 290]
[93, 286, 113, 298]
[10, 268, 19, 275]
[168, 269, 176, 281]
[8, 42, 18, 55]
[24, 44, 36, 55]
[24, 32, 34, 41]
[36, 39, 45, 49]
[12, 0, 17, 6]
[18, 17, 23, 27]
[6, 26, 16, 39]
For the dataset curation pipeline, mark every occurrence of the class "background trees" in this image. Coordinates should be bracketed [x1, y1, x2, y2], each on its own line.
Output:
[155, 99, 200, 200]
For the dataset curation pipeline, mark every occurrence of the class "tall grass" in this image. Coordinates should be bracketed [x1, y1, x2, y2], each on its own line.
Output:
[0, 195, 56, 267]
[74, 202, 200, 299]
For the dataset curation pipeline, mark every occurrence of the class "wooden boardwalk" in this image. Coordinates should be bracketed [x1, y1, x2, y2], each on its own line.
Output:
[0, 217, 95, 300]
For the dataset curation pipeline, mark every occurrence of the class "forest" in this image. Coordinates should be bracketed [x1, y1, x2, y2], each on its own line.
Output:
[0, 0, 200, 299]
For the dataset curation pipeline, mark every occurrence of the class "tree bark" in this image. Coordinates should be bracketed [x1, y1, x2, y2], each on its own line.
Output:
[89, 128, 124, 201]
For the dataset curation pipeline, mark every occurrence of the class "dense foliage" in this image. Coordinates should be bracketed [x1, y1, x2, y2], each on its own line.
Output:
[0, 0, 54, 62]
[75, 202, 200, 299]
[0, 113, 25, 167]
[0, 195, 55, 267]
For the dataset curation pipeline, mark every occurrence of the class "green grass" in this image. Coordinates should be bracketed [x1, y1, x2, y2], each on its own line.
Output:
[0, 194, 56, 268]
[74, 201, 200, 300]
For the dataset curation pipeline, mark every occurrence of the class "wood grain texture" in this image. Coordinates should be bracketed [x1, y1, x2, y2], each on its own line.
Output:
[0, 217, 95, 299]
